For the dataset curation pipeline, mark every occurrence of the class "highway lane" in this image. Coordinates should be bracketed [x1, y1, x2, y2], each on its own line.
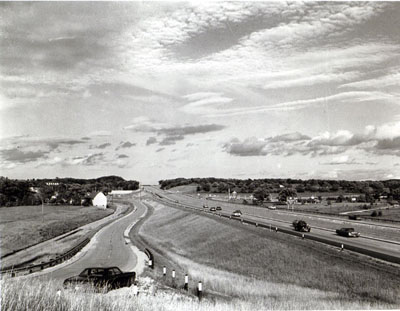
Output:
[36, 197, 147, 284]
[146, 186, 400, 264]
[147, 186, 400, 242]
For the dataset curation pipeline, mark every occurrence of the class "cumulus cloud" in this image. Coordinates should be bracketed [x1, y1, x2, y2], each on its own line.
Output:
[223, 137, 268, 156]
[0, 148, 49, 163]
[222, 121, 400, 158]
[117, 154, 129, 159]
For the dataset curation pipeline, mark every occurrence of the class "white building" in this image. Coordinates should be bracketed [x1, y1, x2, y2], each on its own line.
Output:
[92, 192, 107, 209]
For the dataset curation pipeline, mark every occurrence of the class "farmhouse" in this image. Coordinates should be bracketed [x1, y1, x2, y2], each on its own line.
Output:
[92, 192, 107, 209]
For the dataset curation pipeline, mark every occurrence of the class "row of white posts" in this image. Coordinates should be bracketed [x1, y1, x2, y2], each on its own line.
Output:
[162, 266, 202, 300]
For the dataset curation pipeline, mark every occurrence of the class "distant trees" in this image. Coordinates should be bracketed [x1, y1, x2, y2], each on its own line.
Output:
[0, 176, 139, 207]
[158, 177, 400, 202]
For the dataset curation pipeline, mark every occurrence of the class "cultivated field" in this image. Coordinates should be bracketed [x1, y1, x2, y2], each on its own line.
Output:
[137, 200, 400, 309]
[0, 204, 114, 256]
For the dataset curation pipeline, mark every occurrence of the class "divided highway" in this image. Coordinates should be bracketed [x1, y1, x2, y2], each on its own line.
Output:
[146, 186, 400, 265]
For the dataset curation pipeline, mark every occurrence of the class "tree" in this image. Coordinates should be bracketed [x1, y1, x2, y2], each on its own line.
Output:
[253, 188, 268, 202]
[278, 188, 297, 202]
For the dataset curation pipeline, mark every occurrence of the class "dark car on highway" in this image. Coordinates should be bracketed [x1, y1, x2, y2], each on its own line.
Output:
[216, 206, 222, 211]
[63, 267, 135, 291]
[292, 220, 311, 232]
[336, 228, 360, 237]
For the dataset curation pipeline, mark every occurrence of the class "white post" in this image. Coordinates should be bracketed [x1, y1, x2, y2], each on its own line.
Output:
[184, 274, 189, 291]
[341, 244, 344, 251]
[197, 281, 203, 300]
[133, 283, 138, 296]
[148, 259, 152, 268]
[163, 266, 166, 277]
[172, 269, 175, 279]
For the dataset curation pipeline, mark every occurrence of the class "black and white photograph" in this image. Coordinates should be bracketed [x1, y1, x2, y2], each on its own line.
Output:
[1, 1, 400, 310]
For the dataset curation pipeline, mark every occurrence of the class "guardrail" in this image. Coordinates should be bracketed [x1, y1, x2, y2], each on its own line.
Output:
[1, 237, 90, 277]
[151, 194, 400, 265]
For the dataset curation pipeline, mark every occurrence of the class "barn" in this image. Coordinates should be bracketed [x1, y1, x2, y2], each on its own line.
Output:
[92, 192, 107, 209]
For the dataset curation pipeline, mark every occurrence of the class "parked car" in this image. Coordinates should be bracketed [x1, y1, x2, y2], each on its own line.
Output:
[292, 220, 311, 232]
[336, 228, 360, 237]
[203, 204, 208, 208]
[63, 267, 135, 291]
[216, 206, 222, 211]
[268, 205, 276, 210]
[232, 210, 242, 217]
[210, 207, 216, 212]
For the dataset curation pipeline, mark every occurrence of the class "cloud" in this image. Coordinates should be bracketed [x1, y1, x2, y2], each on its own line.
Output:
[117, 154, 129, 159]
[0, 148, 48, 163]
[269, 132, 311, 142]
[340, 70, 400, 89]
[156, 148, 165, 153]
[115, 141, 136, 150]
[159, 135, 185, 146]
[158, 124, 225, 136]
[321, 155, 361, 165]
[95, 143, 111, 149]
[222, 121, 400, 158]
[223, 137, 268, 156]
[146, 137, 157, 146]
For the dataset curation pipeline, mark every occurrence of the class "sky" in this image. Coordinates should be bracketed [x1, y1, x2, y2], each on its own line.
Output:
[1, 1, 400, 184]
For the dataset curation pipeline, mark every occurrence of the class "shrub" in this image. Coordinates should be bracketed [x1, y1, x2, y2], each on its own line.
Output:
[371, 210, 378, 217]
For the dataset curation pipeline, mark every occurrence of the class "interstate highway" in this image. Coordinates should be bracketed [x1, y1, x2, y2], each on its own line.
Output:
[146, 186, 400, 265]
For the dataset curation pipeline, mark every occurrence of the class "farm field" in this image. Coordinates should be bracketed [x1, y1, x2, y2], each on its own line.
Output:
[0, 204, 114, 257]
[137, 199, 400, 309]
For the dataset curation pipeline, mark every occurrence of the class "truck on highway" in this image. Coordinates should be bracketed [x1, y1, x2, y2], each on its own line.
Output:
[63, 267, 135, 291]
[292, 220, 311, 232]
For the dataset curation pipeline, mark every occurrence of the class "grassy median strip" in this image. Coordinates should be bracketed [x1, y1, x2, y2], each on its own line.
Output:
[138, 201, 400, 309]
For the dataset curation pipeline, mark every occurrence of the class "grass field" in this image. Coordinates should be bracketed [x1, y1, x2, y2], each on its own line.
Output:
[0, 204, 114, 256]
[137, 200, 400, 309]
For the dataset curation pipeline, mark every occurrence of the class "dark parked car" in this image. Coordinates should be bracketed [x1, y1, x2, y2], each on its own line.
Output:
[348, 215, 362, 220]
[216, 206, 222, 211]
[292, 220, 311, 232]
[336, 228, 360, 237]
[232, 210, 242, 217]
[210, 207, 216, 212]
[63, 267, 135, 291]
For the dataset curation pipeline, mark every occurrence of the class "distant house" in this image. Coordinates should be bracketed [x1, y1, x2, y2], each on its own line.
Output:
[92, 192, 107, 209]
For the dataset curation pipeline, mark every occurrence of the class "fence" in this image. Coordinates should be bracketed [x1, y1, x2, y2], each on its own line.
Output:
[1, 237, 90, 277]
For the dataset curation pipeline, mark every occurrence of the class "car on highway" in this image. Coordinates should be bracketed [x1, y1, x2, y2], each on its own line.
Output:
[63, 267, 135, 291]
[231, 210, 242, 217]
[267, 205, 276, 210]
[292, 220, 311, 232]
[210, 207, 216, 212]
[336, 228, 360, 238]
[203, 204, 208, 208]
[216, 206, 222, 211]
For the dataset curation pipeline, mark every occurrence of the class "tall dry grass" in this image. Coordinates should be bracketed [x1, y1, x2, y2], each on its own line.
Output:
[2, 275, 392, 311]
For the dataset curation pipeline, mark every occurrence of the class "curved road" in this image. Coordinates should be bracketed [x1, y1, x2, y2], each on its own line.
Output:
[36, 197, 147, 285]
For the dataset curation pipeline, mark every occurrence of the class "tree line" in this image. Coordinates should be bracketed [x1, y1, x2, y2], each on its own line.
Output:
[0, 176, 139, 207]
[159, 177, 400, 202]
